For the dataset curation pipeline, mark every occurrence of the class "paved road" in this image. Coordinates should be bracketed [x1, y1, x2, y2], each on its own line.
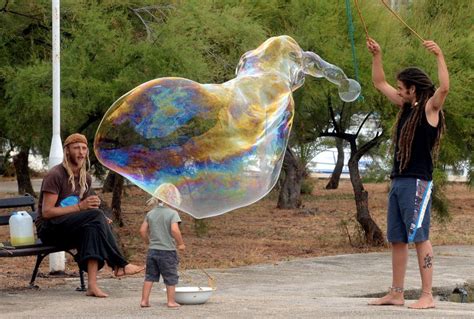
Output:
[0, 178, 102, 193]
[1, 245, 473, 318]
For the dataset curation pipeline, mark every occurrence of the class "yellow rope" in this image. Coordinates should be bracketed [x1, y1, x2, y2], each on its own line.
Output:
[354, 0, 370, 39]
[200, 268, 217, 290]
[179, 261, 217, 290]
[380, 0, 425, 42]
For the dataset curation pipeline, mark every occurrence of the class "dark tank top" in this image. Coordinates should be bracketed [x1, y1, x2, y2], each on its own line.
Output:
[390, 103, 440, 181]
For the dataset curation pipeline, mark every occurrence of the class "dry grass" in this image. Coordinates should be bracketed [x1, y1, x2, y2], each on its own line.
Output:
[0, 179, 472, 289]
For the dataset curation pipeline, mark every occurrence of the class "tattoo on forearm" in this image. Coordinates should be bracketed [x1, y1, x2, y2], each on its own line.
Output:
[423, 254, 433, 269]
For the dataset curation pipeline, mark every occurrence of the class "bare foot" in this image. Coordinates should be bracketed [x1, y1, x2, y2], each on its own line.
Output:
[140, 302, 150, 308]
[167, 302, 181, 309]
[368, 292, 404, 306]
[114, 264, 145, 277]
[408, 292, 435, 309]
[86, 287, 109, 298]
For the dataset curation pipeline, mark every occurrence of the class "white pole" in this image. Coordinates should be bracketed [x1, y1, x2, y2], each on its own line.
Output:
[48, 0, 65, 273]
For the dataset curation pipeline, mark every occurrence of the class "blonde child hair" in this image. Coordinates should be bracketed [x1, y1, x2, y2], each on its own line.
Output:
[147, 183, 182, 207]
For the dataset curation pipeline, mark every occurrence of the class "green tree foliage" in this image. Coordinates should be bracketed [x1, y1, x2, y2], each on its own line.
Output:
[361, 0, 473, 175]
[0, 0, 267, 160]
[409, 0, 473, 177]
[0, 1, 52, 154]
[1, 0, 471, 202]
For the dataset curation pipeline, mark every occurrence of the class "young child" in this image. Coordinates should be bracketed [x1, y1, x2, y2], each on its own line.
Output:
[139, 183, 185, 308]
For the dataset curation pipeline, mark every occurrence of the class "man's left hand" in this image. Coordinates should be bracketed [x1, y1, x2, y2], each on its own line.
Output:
[423, 40, 442, 56]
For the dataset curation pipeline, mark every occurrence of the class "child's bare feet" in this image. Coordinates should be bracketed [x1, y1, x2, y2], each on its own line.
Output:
[167, 302, 180, 309]
[114, 264, 145, 277]
[408, 292, 435, 309]
[86, 287, 109, 298]
[368, 290, 404, 306]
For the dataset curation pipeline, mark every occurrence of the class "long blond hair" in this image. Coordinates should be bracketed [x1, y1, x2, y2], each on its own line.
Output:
[62, 146, 90, 198]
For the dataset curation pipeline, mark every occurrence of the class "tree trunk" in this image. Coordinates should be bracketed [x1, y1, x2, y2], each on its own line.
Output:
[102, 171, 116, 193]
[326, 137, 344, 189]
[277, 147, 305, 209]
[111, 173, 124, 227]
[321, 110, 385, 246]
[12, 148, 36, 197]
[348, 156, 385, 246]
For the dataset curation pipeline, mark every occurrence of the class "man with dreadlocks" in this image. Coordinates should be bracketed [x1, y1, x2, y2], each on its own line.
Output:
[366, 38, 449, 310]
[36, 133, 144, 298]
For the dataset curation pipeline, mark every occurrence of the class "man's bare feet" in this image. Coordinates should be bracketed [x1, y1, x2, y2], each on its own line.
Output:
[114, 264, 145, 277]
[86, 287, 109, 298]
[167, 302, 180, 309]
[408, 292, 435, 309]
[140, 301, 150, 308]
[368, 291, 404, 306]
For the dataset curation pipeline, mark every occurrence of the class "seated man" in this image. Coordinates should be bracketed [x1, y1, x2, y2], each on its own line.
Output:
[36, 133, 143, 297]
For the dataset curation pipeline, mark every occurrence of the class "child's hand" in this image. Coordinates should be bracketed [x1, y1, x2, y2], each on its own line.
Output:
[177, 244, 185, 251]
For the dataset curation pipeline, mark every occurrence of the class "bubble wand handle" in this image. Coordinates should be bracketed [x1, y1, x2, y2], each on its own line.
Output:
[354, 0, 369, 39]
[380, 0, 425, 42]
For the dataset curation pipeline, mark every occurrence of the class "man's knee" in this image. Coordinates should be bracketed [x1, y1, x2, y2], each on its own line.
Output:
[414, 239, 432, 247]
[82, 208, 108, 224]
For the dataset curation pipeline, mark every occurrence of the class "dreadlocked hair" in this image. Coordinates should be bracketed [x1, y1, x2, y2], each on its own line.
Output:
[62, 147, 90, 198]
[391, 67, 446, 172]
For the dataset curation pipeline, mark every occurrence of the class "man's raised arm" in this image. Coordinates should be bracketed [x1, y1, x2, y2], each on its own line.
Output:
[425, 40, 449, 112]
[367, 37, 403, 107]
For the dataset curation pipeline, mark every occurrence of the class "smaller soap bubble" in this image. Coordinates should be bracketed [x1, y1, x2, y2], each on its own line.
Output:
[338, 79, 362, 102]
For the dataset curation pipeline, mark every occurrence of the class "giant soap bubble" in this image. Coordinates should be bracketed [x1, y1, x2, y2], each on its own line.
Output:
[94, 35, 360, 218]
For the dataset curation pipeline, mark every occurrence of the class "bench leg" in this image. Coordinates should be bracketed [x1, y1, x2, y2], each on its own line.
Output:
[65, 249, 86, 292]
[29, 253, 47, 289]
[76, 269, 86, 292]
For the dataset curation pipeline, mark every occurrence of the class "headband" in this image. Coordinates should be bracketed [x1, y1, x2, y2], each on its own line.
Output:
[64, 133, 88, 147]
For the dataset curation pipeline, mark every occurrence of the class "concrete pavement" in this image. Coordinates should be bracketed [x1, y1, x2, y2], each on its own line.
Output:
[0, 178, 102, 193]
[0, 179, 43, 194]
[1, 245, 473, 318]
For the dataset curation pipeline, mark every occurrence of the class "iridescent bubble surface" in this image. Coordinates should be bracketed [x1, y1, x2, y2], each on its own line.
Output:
[94, 36, 360, 218]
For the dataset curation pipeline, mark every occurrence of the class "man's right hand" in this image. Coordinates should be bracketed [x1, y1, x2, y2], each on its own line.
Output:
[79, 195, 101, 210]
[177, 244, 185, 251]
[367, 37, 381, 56]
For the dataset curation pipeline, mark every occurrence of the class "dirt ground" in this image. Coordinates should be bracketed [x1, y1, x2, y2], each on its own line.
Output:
[1, 179, 472, 290]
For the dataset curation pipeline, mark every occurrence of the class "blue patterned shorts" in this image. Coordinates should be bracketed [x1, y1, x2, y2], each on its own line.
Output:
[387, 178, 433, 243]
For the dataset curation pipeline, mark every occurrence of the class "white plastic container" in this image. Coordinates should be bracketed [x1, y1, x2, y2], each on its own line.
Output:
[164, 287, 214, 305]
[9, 211, 35, 246]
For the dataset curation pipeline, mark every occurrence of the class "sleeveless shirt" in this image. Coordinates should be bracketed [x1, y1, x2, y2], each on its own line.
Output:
[390, 104, 440, 181]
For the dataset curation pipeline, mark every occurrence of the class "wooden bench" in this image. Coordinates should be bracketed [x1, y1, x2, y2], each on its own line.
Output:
[0, 194, 85, 290]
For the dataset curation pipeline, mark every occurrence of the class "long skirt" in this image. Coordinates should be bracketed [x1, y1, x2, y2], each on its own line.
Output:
[37, 209, 128, 271]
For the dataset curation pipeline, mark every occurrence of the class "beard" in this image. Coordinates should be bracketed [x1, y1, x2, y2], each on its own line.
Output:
[68, 155, 86, 168]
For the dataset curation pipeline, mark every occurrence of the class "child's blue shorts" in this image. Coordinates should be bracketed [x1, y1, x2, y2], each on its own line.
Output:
[145, 249, 179, 285]
[387, 177, 433, 243]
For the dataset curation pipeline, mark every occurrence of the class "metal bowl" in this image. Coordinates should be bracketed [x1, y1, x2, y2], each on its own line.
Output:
[167, 286, 214, 305]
